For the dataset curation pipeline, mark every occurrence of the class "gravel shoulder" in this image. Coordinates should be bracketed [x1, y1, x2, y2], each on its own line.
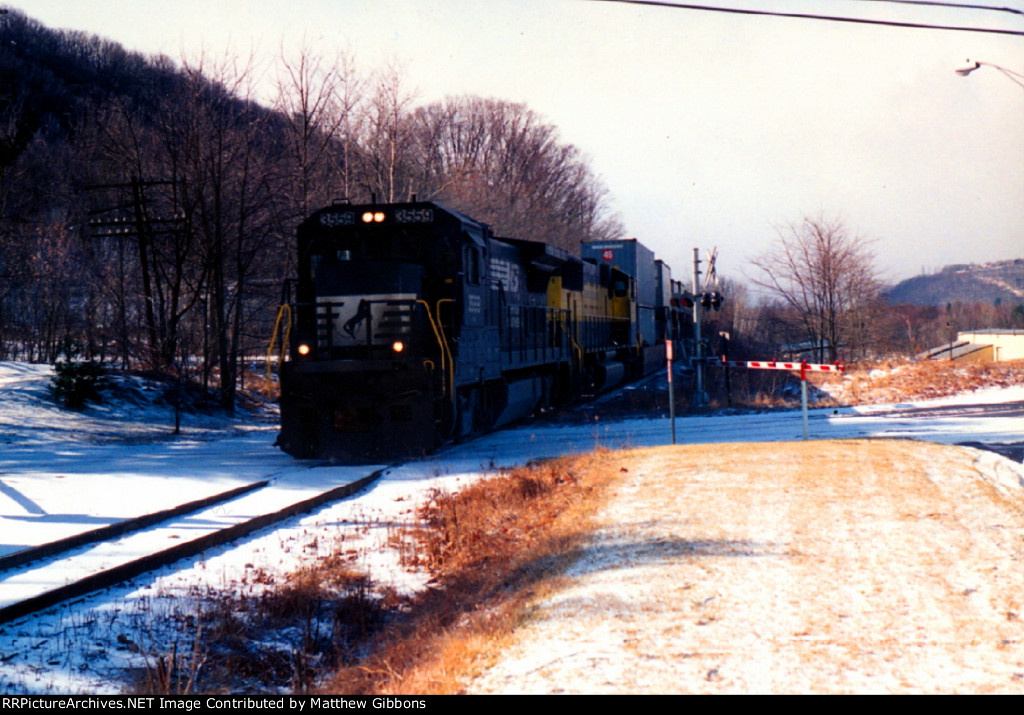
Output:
[468, 439, 1024, 694]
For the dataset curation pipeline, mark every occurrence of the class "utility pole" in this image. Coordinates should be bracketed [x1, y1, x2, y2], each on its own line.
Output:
[87, 178, 185, 369]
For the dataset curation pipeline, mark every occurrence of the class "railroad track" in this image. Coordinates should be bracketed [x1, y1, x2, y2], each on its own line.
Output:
[0, 466, 388, 625]
[0, 377, 654, 629]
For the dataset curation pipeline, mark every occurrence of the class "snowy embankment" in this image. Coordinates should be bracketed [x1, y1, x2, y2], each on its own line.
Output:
[0, 361, 1021, 693]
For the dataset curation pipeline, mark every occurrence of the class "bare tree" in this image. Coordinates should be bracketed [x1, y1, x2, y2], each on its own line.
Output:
[361, 61, 417, 203]
[273, 43, 363, 218]
[409, 96, 622, 252]
[178, 51, 287, 409]
[750, 215, 882, 363]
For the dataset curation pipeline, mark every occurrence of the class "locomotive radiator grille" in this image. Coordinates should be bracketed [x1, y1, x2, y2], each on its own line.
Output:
[376, 304, 413, 339]
[316, 300, 342, 350]
[316, 295, 417, 350]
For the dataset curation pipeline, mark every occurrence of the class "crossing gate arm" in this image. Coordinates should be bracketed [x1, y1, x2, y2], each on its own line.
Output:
[705, 358, 844, 439]
[708, 358, 844, 376]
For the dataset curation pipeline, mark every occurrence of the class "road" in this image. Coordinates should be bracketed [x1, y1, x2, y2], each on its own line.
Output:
[470, 439, 1024, 694]
[450, 386, 1024, 464]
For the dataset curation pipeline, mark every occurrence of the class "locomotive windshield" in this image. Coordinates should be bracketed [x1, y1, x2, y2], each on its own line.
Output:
[305, 228, 423, 273]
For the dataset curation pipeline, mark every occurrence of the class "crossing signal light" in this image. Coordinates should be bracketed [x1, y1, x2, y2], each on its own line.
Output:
[699, 291, 724, 311]
[674, 291, 695, 308]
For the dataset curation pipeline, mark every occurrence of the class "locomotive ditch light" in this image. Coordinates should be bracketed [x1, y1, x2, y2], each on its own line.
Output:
[297, 343, 311, 356]
[392, 341, 405, 353]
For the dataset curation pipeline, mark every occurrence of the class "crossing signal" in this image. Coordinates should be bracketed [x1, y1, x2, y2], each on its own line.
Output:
[700, 291, 723, 311]
[674, 291, 695, 308]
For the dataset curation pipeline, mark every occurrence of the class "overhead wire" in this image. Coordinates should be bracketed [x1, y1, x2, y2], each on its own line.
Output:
[845, 0, 1023, 17]
[583, 0, 1024, 36]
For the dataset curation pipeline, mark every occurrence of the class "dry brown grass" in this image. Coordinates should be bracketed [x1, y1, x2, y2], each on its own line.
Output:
[134, 556, 397, 694]
[319, 451, 624, 695]
[815, 358, 1024, 406]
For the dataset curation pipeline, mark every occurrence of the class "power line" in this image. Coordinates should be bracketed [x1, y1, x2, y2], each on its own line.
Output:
[846, 0, 1023, 17]
[584, 0, 1024, 36]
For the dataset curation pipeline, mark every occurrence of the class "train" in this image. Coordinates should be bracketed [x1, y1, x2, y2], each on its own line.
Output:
[275, 200, 693, 462]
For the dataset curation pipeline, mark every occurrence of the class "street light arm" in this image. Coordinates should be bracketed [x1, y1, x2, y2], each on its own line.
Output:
[955, 59, 1024, 89]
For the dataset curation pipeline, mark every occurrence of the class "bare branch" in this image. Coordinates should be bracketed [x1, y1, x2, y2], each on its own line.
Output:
[750, 215, 883, 362]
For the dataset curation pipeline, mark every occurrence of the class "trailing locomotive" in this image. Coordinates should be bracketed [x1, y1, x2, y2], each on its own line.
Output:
[276, 200, 679, 462]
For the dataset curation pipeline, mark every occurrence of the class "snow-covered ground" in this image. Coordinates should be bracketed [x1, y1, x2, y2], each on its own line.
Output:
[0, 362, 1021, 693]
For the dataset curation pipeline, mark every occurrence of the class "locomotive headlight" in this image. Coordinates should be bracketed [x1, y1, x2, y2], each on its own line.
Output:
[391, 341, 405, 353]
[297, 343, 311, 356]
[361, 211, 386, 223]
[373, 211, 385, 222]
[361, 212, 374, 223]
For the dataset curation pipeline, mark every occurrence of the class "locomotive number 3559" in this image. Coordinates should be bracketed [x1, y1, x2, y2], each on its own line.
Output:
[394, 208, 434, 224]
[319, 211, 356, 227]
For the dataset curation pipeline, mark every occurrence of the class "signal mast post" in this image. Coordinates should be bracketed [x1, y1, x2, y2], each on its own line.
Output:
[800, 361, 810, 440]
[667, 339, 676, 444]
[691, 248, 709, 407]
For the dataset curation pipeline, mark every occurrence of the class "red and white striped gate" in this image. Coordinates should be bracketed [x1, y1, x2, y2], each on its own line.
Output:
[707, 358, 845, 438]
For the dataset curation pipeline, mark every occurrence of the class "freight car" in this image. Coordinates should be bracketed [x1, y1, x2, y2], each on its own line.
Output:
[276, 200, 678, 462]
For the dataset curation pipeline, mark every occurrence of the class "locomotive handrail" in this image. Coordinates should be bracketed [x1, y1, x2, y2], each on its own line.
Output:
[561, 311, 584, 376]
[415, 296, 453, 399]
[265, 304, 292, 397]
[416, 299, 448, 373]
[415, 298, 457, 434]
[436, 298, 458, 435]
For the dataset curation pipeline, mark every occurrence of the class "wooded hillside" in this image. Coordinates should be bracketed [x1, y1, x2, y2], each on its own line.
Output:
[886, 260, 1024, 308]
[0, 10, 621, 407]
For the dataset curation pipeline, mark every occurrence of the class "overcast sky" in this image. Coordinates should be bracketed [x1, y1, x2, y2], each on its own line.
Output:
[15, 0, 1024, 286]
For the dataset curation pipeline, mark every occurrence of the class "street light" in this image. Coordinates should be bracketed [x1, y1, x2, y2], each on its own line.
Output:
[955, 60, 1024, 90]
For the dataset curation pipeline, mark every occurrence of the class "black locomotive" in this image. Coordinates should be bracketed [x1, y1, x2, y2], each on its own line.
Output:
[276, 200, 682, 462]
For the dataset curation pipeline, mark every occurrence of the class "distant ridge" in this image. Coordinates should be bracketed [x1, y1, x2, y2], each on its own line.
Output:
[885, 259, 1024, 307]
